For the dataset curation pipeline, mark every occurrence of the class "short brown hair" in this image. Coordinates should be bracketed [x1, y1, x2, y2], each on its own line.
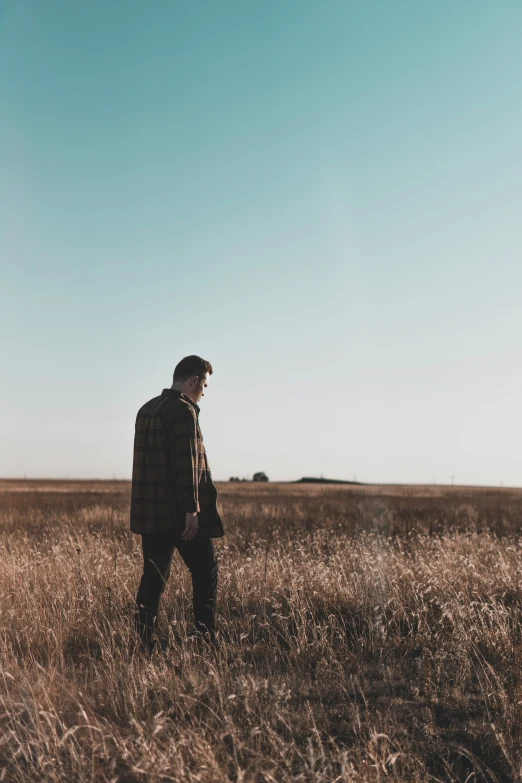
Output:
[173, 355, 213, 383]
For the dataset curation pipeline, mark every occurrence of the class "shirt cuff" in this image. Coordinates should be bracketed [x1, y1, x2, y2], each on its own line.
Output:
[181, 495, 200, 513]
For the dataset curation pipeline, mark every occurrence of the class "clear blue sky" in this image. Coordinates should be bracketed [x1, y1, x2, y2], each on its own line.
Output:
[2, 1, 522, 485]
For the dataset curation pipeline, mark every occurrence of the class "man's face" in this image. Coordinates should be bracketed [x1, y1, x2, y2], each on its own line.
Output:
[189, 372, 208, 404]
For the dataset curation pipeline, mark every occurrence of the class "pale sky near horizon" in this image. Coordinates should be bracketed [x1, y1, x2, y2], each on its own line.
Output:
[2, 1, 522, 486]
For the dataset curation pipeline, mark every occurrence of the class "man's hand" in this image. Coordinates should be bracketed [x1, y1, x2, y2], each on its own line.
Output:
[181, 511, 199, 541]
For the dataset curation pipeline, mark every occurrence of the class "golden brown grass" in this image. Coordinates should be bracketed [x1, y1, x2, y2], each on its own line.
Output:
[1, 480, 522, 782]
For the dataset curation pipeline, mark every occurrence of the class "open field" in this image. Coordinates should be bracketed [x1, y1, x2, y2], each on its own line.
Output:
[1, 480, 522, 782]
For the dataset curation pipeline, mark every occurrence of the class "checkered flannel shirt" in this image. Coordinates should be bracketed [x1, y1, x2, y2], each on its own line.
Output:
[130, 388, 225, 537]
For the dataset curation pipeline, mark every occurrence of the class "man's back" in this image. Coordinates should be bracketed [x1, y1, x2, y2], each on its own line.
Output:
[130, 388, 224, 537]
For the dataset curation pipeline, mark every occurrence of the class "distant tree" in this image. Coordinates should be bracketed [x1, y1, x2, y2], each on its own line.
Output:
[229, 476, 240, 482]
[253, 471, 269, 482]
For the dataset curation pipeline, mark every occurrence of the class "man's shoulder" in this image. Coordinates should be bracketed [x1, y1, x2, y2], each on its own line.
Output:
[136, 391, 194, 422]
[162, 395, 195, 423]
[136, 394, 165, 419]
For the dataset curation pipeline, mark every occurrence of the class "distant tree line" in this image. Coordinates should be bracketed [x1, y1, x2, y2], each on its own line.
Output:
[229, 472, 269, 482]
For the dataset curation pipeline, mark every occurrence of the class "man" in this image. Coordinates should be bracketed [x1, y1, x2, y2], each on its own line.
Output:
[130, 355, 225, 654]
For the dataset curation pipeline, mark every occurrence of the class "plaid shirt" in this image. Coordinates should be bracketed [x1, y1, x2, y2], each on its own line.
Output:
[130, 388, 225, 538]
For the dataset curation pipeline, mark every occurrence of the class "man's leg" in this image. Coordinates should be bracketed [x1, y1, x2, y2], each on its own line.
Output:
[176, 536, 218, 635]
[135, 527, 177, 652]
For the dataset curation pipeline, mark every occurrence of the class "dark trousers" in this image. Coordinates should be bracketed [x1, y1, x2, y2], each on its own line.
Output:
[135, 527, 218, 650]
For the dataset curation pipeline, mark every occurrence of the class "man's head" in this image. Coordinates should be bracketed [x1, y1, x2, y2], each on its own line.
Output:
[171, 355, 213, 404]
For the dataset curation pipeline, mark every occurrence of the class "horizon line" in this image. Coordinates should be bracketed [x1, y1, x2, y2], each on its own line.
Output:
[0, 476, 519, 490]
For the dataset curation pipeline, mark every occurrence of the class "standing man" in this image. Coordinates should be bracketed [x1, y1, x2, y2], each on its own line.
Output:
[130, 355, 225, 654]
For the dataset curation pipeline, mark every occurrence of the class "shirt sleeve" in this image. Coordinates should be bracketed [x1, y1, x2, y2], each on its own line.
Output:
[166, 406, 200, 513]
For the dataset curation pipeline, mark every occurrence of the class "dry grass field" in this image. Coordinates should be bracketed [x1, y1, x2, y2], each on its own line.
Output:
[1, 479, 522, 782]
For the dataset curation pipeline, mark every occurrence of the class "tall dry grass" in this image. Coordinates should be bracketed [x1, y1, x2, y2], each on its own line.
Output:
[0, 481, 521, 782]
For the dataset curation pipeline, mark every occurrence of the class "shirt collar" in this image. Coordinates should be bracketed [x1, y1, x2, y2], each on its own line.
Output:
[162, 388, 200, 414]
